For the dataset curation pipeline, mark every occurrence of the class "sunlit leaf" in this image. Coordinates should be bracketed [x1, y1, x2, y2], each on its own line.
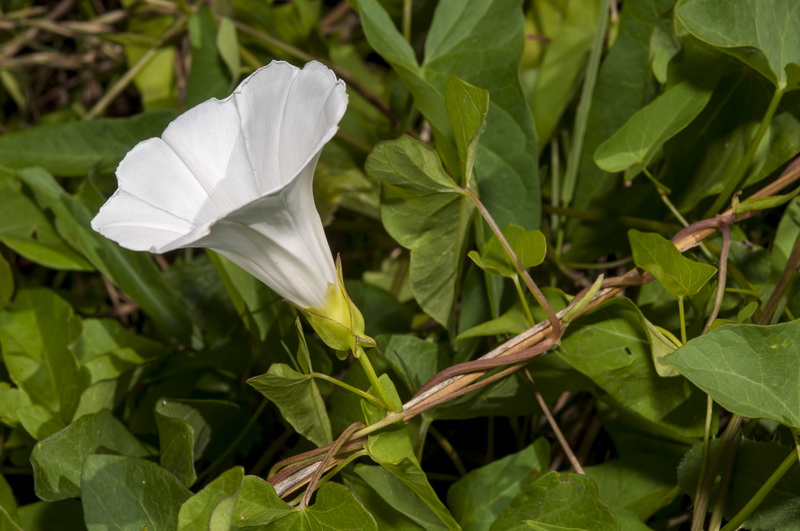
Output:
[678, 0, 800, 89]
[248, 364, 332, 446]
[667, 320, 800, 428]
[629, 230, 717, 298]
[31, 410, 149, 501]
[81, 455, 191, 531]
[489, 471, 619, 531]
[366, 136, 473, 326]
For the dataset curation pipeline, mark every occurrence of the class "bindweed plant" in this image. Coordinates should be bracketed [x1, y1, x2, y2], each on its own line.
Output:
[0, 1, 800, 530]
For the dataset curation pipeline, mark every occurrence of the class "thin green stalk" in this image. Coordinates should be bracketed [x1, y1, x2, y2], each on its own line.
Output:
[708, 84, 786, 216]
[721, 447, 798, 530]
[550, 135, 562, 234]
[512, 276, 536, 326]
[85, 14, 187, 119]
[760, 232, 800, 325]
[643, 168, 689, 227]
[678, 296, 687, 345]
[691, 415, 744, 531]
[429, 426, 468, 476]
[197, 397, 268, 482]
[694, 395, 714, 526]
[402, 0, 412, 42]
[566, 256, 631, 270]
[356, 347, 400, 412]
[562, 0, 610, 207]
[311, 372, 384, 409]
[542, 204, 681, 234]
[464, 188, 561, 337]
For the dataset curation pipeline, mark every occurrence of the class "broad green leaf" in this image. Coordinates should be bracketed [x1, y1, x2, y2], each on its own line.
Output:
[17, 405, 62, 442]
[557, 298, 699, 434]
[445, 75, 489, 185]
[353, 465, 448, 531]
[72, 379, 120, 420]
[155, 399, 246, 487]
[178, 466, 243, 531]
[229, 475, 294, 527]
[642, 320, 680, 378]
[0, 179, 92, 270]
[670, 73, 800, 212]
[0, 383, 32, 428]
[0, 510, 24, 531]
[629, 230, 717, 298]
[0, 288, 86, 436]
[366, 136, 473, 326]
[0, 254, 12, 309]
[0, 111, 177, 176]
[573, 0, 674, 209]
[490, 472, 619, 531]
[375, 334, 438, 395]
[356, 0, 540, 229]
[678, 440, 800, 530]
[18, 167, 193, 343]
[366, 423, 460, 530]
[263, 482, 377, 530]
[31, 410, 149, 501]
[124, 15, 177, 110]
[667, 320, 800, 428]
[677, 0, 800, 90]
[342, 469, 425, 530]
[468, 224, 546, 279]
[81, 455, 191, 531]
[71, 318, 169, 384]
[216, 17, 241, 83]
[187, 8, 231, 107]
[528, 0, 602, 148]
[585, 455, 679, 520]
[594, 79, 718, 177]
[248, 364, 332, 446]
[448, 439, 550, 531]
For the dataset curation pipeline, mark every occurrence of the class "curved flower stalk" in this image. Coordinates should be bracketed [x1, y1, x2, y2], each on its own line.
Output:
[92, 61, 385, 399]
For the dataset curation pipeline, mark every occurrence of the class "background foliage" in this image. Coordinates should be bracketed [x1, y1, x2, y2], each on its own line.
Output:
[1, 0, 800, 530]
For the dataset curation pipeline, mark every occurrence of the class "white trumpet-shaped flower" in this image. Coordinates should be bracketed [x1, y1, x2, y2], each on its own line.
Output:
[92, 61, 371, 350]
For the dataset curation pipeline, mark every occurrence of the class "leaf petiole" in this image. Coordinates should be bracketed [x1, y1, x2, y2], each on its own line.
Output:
[310, 372, 385, 409]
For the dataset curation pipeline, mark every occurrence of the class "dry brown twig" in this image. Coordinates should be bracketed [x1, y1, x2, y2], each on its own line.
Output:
[265, 160, 800, 499]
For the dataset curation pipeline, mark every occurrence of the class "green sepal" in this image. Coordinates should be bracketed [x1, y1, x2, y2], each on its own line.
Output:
[297, 256, 375, 359]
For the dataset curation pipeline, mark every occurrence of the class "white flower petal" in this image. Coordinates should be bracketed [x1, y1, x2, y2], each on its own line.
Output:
[115, 138, 215, 226]
[161, 94, 257, 214]
[91, 190, 194, 252]
[92, 60, 348, 310]
[235, 61, 348, 195]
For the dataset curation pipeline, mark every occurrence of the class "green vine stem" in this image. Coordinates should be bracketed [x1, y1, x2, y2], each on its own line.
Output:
[691, 415, 744, 531]
[85, 14, 188, 120]
[356, 346, 400, 412]
[721, 443, 799, 531]
[707, 84, 787, 216]
[310, 372, 385, 409]
[463, 188, 562, 338]
[677, 296, 687, 345]
[759, 232, 800, 325]
[266, 169, 800, 500]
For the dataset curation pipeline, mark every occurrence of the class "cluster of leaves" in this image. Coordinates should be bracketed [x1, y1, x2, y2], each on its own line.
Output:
[1, 0, 800, 530]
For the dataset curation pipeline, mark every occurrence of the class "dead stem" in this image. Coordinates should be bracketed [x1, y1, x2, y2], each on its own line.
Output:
[266, 163, 800, 499]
